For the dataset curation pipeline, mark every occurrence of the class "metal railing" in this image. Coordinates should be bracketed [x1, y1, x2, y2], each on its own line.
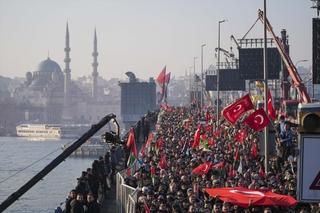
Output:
[116, 110, 160, 213]
[116, 168, 139, 213]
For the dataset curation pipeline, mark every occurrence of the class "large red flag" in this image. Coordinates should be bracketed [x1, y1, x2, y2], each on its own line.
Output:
[267, 90, 276, 120]
[191, 125, 201, 148]
[156, 66, 166, 85]
[243, 108, 270, 131]
[205, 187, 297, 208]
[222, 94, 254, 124]
[192, 162, 212, 175]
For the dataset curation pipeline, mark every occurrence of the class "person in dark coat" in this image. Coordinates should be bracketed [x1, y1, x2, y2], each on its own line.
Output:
[85, 192, 101, 213]
[70, 193, 85, 213]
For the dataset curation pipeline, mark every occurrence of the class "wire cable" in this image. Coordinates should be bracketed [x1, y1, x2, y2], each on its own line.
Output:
[0, 140, 75, 185]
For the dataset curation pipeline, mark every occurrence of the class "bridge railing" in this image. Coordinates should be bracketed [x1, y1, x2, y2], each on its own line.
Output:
[116, 165, 140, 213]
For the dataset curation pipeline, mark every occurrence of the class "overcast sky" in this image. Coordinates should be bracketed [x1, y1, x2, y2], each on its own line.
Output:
[0, 0, 316, 80]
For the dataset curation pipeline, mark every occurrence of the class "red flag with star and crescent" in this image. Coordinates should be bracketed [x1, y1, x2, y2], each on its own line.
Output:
[267, 90, 276, 120]
[222, 94, 254, 124]
[243, 108, 270, 131]
[192, 162, 212, 175]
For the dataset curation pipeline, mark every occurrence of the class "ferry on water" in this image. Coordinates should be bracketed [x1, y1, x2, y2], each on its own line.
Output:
[16, 124, 91, 139]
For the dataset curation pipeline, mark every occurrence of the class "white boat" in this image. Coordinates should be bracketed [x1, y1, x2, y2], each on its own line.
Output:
[16, 124, 90, 139]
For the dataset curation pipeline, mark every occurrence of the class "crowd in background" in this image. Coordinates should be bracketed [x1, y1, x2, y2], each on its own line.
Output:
[122, 106, 320, 213]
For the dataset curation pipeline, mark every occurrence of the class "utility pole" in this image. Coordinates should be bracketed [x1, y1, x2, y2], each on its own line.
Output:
[201, 44, 206, 110]
[263, 0, 269, 173]
[217, 20, 226, 124]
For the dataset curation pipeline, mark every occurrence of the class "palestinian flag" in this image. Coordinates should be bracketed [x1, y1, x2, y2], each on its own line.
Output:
[126, 128, 138, 167]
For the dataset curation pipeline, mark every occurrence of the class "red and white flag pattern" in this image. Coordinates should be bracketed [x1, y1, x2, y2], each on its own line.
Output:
[243, 108, 270, 131]
[222, 94, 254, 124]
[192, 162, 212, 175]
[267, 90, 276, 120]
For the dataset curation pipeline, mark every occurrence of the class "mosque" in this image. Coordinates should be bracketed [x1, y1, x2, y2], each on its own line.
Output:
[13, 24, 116, 124]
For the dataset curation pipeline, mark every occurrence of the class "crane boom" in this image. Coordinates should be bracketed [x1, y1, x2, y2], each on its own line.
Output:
[258, 9, 311, 103]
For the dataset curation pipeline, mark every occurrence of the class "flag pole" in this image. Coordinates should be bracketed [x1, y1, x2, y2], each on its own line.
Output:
[263, 0, 269, 173]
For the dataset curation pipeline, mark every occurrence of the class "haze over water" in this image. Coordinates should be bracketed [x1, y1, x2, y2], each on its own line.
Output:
[0, 137, 93, 213]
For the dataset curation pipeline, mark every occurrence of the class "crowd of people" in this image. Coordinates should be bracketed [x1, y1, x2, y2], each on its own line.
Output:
[55, 111, 159, 213]
[122, 106, 320, 213]
[55, 145, 122, 213]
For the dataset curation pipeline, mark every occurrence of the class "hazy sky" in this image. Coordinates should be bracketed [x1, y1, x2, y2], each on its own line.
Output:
[0, 0, 316, 80]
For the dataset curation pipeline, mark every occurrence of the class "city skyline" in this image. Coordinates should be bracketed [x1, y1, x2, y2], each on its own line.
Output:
[0, 0, 316, 79]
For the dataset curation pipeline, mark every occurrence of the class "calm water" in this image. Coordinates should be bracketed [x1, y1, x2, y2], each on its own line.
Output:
[0, 137, 94, 213]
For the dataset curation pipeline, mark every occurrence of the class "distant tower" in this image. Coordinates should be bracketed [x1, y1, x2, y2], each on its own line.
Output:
[92, 28, 99, 99]
[64, 23, 71, 104]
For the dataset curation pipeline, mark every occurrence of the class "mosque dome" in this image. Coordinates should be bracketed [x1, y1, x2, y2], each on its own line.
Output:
[38, 57, 62, 73]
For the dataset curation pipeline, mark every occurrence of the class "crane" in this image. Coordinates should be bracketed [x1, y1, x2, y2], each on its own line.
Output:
[257, 9, 311, 104]
[215, 47, 238, 69]
[311, 0, 320, 16]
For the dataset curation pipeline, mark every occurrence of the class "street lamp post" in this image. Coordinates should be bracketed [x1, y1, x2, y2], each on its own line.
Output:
[194, 56, 198, 106]
[217, 19, 226, 124]
[263, 0, 269, 173]
[201, 44, 206, 110]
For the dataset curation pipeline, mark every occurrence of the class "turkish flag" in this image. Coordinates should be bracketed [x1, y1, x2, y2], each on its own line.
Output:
[243, 108, 270, 131]
[235, 129, 247, 144]
[156, 66, 166, 85]
[222, 94, 254, 124]
[205, 187, 297, 208]
[267, 90, 276, 120]
[192, 162, 212, 175]
[191, 125, 201, 148]
[251, 143, 258, 159]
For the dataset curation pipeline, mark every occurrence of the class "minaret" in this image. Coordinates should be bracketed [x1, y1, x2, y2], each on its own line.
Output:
[64, 23, 71, 104]
[92, 28, 99, 99]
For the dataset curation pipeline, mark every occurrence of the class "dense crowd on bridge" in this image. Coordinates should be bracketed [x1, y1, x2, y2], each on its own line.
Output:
[124, 106, 320, 213]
